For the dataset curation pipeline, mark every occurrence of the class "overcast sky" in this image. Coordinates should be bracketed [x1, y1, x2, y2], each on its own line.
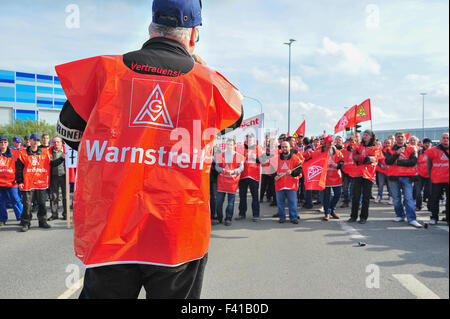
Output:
[0, 0, 448, 135]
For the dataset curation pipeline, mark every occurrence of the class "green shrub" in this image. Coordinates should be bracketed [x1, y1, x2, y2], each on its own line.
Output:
[0, 120, 56, 142]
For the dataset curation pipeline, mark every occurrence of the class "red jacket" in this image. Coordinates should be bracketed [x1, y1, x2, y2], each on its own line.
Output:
[425, 145, 449, 184]
[353, 143, 382, 182]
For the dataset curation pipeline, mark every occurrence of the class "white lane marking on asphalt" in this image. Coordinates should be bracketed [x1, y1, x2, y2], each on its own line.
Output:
[339, 222, 366, 240]
[392, 274, 440, 299]
[57, 277, 84, 299]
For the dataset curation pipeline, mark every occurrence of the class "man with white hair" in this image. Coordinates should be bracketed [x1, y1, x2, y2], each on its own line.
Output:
[55, 0, 243, 298]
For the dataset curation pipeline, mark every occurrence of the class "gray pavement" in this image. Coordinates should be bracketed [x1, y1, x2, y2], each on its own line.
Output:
[0, 193, 448, 299]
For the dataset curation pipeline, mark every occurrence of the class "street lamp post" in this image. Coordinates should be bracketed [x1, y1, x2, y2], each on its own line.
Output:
[243, 95, 263, 115]
[420, 93, 427, 139]
[284, 39, 296, 134]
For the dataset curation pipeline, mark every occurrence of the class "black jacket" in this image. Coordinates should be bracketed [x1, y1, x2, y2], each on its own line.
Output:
[58, 37, 243, 150]
[384, 144, 418, 167]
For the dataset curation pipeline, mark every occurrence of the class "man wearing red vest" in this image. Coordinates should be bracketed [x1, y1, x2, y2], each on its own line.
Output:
[385, 132, 422, 228]
[0, 137, 23, 226]
[348, 130, 382, 224]
[341, 136, 359, 208]
[236, 133, 266, 222]
[415, 138, 432, 211]
[55, 0, 243, 299]
[213, 139, 245, 226]
[15, 134, 65, 231]
[426, 133, 449, 225]
[312, 136, 344, 221]
[274, 141, 303, 224]
[375, 139, 393, 204]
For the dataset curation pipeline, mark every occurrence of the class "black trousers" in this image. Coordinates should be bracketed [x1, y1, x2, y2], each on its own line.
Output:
[351, 177, 373, 220]
[415, 176, 431, 210]
[79, 254, 208, 299]
[260, 174, 274, 201]
[50, 175, 67, 217]
[430, 183, 449, 222]
[21, 189, 48, 225]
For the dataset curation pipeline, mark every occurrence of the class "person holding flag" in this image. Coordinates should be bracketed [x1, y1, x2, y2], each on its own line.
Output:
[348, 130, 381, 224]
[213, 139, 245, 226]
[312, 136, 344, 221]
[274, 141, 303, 224]
[55, 0, 243, 299]
[340, 136, 360, 208]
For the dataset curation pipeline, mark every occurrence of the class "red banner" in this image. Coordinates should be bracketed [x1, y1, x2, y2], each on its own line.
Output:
[303, 152, 329, 190]
[335, 105, 357, 134]
[355, 99, 372, 124]
[293, 120, 306, 138]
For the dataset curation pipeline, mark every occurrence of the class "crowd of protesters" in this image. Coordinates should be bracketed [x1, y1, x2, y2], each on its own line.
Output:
[210, 130, 449, 228]
[1, 130, 448, 232]
[0, 134, 75, 231]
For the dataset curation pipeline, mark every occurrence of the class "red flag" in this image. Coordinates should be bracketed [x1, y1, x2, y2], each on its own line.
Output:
[335, 105, 357, 134]
[405, 132, 411, 141]
[355, 99, 372, 124]
[303, 152, 329, 190]
[293, 120, 306, 138]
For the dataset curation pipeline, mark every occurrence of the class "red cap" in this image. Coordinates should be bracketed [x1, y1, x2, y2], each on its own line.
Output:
[324, 136, 334, 144]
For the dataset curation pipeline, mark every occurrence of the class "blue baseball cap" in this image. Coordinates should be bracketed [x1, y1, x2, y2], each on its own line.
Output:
[0, 136, 7, 141]
[30, 133, 40, 140]
[13, 137, 22, 143]
[152, 0, 202, 28]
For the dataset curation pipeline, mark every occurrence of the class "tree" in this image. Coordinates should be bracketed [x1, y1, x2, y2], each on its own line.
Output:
[0, 120, 56, 142]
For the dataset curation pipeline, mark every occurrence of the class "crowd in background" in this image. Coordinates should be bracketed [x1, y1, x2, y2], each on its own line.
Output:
[0, 134, 75, 231]
[209, 131, 449, 228]
[1, 130, 448, 232]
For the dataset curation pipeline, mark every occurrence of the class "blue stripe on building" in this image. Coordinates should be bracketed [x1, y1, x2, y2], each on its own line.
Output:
[37, 74, 54, 84]
[0, 86, 15, 102]
[16, 84, 35, 103]
[15, 109, 37, 121]
[54, 87, 65, 95]
[0, 70, 15, 84]
[16, 72, 35, 82]
[37, 86, 53, 94]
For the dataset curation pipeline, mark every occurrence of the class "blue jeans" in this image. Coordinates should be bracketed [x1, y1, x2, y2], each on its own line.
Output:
[216, 191, 236, 222]
[276, 190, 298, 221]
[0, 187, 23, 222]
[377, 172, 390, 198]
[238, 178, 260, 218]
[323, 186, 342, 215]
[388, 177, 417, 222]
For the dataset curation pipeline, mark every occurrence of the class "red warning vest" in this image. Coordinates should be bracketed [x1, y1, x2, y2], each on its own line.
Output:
[416, 149, 430, 178]
[385, 145, 418, 177]
[56, 55, 242, 267]
[425, 146, 449, 184]
[275, 153, 302, 192]
[342, 147, 360, 177]
[216, 152, 244, 193]
[353, 144, 382, 182]
[238, 144, 265, 181]
[19, 148, 51, 191]
[376, 147, 390, 175]
[261, 148, 278, 175]
[0, 152, 17, 188]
